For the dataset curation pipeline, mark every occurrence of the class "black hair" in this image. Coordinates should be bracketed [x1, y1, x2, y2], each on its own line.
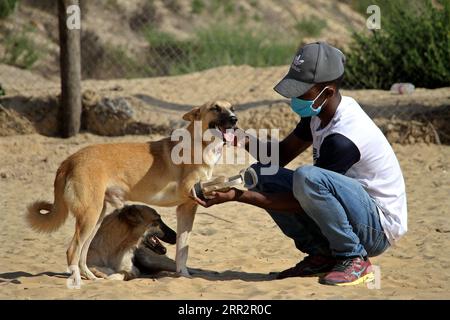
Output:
[333, 73, 344, 89]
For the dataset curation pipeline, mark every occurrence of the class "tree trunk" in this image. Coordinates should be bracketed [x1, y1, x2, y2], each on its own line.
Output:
[58, 0, 81, 137]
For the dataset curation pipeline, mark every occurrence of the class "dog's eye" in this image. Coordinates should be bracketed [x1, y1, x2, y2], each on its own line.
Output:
[212, 105, 221, 112]
[230, 106, 235, 112]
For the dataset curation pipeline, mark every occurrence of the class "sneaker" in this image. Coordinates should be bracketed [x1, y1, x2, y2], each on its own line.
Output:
[276, 255, 337, 279]
[319, 256, 374, 286]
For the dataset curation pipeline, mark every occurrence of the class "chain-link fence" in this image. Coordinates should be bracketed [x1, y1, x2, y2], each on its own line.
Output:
[1, 0, 448, 143]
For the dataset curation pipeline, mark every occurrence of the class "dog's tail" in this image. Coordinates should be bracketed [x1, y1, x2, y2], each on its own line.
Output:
[26, 163, 69, 233]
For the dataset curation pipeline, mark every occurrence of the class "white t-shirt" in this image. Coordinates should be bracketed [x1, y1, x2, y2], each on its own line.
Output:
[295, 96, 408, 244]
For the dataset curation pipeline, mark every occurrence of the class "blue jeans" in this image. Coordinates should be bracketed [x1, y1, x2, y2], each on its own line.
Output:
[250, 163, 390, 258]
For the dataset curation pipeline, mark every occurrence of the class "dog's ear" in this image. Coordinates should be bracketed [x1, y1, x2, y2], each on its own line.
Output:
[182, 107, 200, 121]
[119, 205, 144, 227]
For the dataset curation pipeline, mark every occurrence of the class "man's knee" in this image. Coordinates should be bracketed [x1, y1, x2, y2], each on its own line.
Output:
[249, 162, 282, 192]
[292, 165, 321, 201]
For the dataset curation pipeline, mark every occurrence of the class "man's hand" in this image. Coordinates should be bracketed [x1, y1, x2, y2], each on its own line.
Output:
[192, 188, 243, 208]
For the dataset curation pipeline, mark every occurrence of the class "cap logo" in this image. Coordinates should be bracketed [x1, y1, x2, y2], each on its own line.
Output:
[291, 54, 304, 72]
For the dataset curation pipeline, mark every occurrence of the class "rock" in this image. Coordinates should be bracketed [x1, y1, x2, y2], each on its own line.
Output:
[83, 96, 135, 136]
[81, 89, 100, 108]
[0, 104, 36, 136]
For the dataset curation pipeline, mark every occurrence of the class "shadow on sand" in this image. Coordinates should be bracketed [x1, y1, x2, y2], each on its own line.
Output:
[146, 268, 277, 282]
[0, 268, 276, 284]
[0, 271, 68, 285]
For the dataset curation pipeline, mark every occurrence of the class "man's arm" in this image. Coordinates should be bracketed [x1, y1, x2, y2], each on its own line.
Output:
[315, 133, 361, 174]
[241, 118, 312, 167]
[279, 132, 312, 167]
[194, 188, 302, 213]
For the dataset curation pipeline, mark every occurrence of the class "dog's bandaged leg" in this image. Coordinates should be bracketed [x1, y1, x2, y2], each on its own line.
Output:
[175, 202, 197, 277]
[67, 265, 82, 289]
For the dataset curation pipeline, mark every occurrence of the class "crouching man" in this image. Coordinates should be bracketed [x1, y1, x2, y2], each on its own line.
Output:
[195, 42, 407, 286]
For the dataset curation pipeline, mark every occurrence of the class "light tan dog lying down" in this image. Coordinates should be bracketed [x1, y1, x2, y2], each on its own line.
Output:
[26, 101, 237, 287]
[87, 204, 176, 281]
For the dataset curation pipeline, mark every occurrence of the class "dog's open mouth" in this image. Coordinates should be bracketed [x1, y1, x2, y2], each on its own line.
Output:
[143, 235, 167, 255]
[219, 125, 235, 142]
[210, 124, 236, 143]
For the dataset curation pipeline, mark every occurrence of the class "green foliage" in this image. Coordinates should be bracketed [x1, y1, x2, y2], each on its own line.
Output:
[252, 13, 261, 22]
[2, 29, 40, 69]
[191, 0, 205, 14]
[344, 0, 450, 89]
[209, 0, 235, 15]
[0, 0, 18, 18]
[106, 46, 153, 79]
[222, 0, 235, 15]
[145, 27, 178, 47]
[209, 0, 221, 13]
[105, 0, 120, 10]
[344, 0, 425, 16]
[295, 17, 327, 38]
[249, 0, 258, 8]
[143, 24, 297, 76]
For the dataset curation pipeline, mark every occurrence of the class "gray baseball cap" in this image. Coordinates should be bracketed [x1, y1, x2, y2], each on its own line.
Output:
[274, 41, 346, 98]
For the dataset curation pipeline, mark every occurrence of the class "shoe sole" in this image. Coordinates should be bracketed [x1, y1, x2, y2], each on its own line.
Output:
[319, 272, 375, 287]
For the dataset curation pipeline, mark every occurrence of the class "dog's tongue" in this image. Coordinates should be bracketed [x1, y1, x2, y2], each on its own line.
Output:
[145, 235, 166, 255]
[223, 131, 235, 142]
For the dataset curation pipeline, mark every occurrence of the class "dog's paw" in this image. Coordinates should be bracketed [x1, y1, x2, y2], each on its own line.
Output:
[89, 267, 109, 279]
[107, 273, 126, 281]
[67, 266, 82, 289]
[66, 276, 82, 289]
[80, 266, 100, 281]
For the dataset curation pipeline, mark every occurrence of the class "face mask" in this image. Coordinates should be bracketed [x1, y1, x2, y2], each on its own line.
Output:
[290, 86, 329, 117]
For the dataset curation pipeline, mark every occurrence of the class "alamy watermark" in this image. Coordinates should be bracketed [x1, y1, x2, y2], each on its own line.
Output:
[366, 5, 381, 30]
[66, 4, 81, 30]
[367, 264, 382, 289]
[66, 3, 381, 31]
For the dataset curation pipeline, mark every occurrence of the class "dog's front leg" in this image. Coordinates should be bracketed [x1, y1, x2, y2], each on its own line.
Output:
[175, 201, 197, 277]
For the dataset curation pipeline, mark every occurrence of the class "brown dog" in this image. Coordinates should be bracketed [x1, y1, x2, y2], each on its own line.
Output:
[26, 101, 237, 287]
[87, 204, 176, 281]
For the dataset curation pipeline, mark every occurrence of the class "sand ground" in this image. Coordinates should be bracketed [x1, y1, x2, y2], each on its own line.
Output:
[0, 133, 449, 299]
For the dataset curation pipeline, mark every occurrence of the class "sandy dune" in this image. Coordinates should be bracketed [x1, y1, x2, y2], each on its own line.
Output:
[0, 133, 449, 299]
